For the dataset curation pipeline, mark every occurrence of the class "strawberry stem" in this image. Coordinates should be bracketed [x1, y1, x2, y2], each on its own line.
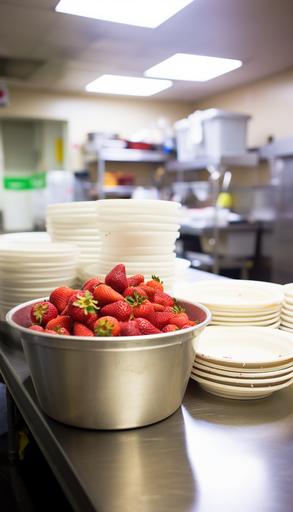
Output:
[73, 291, 99, 315]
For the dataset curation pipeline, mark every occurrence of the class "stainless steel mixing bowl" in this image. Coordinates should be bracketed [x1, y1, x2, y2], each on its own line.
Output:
[6, 298, 211, 430]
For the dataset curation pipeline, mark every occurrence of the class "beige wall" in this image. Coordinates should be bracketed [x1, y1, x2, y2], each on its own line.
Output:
[0, 87, 193, 170]
[194, 68, 293, 148]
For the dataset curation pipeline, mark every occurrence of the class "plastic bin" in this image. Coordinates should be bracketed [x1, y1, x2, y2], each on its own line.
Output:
[201, 109, 251, 157]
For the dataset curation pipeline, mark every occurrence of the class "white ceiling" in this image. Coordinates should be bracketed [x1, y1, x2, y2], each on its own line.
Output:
[1, 0, 293, 101]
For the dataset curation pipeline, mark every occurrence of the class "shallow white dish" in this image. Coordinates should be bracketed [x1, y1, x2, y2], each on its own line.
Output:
[183, 280, 283, 309]
[279, 325, 293, 333]
[99, 222, 181, 232]
[211, 318, 281, 327]
[208, 307, 280, 318]
[192, 366, 293, 385]
[193, 360, 293, 378]
[282, 304, 293, 313]
[96, 198, 181, 210]
[196, 326, 293, 367]
[190, 373, 293, 399]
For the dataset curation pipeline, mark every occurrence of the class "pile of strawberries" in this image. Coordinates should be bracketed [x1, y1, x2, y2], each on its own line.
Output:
[28, 264, 196, 337]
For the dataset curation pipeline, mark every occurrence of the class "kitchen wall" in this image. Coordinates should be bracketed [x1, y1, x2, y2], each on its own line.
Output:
[194, 68, 293, 148]
[0, 87, 194, 171]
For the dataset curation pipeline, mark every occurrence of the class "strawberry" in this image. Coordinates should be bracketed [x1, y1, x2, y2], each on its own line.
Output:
[29, 325, 44, 332]
[73, 322, 94, 337]
[30, 301, 58, 327]
[49, 287, 76, 313]
[94, 316, 120, 337]
[123, 286, 147, 299]
[153, 291, 174, 308]
[94, 284, 124, 306]
[139, 285, 156, 301]
[44, 329, 57, 334]
[85, 312, 99, 331]
[146, 275, 164, 292]
[182, 321, 197, 329]
[155, 311, 174, 329]
[82, 277, 101, 294]
[152, 303, 165, 312]
[127, 274, 144, 287]
[105, 264, 128, 293]
[120, 320, 141, 336]
[55, 327, 70, 335]
[46, 315, 71, 332]
[135, 318, 160, 335]
[101, 300, 132, 321]
[162, 324, 179, 333]
[132, 303, 157, 326]
[169, 312, 189, 328]
[67, 291, 99, 323]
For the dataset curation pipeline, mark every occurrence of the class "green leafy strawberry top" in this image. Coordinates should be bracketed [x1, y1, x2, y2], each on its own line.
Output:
[125, 291, 147, 307]
[73, 291, 99, 315]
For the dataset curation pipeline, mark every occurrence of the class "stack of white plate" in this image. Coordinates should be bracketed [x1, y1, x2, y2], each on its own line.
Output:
[0, 241, 79, 319]
[280, 283, 293, 333]
[46, 202, 101, 265]
[179, 280, 283, 328]
[191, 326, 293, 399]
[95, 199, 181, 290]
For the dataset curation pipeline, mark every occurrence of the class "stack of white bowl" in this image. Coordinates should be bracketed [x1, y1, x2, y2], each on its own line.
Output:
[191, 326, 293, 399]
[95, 199, 181, 290]
[0, 241, 79, 319]
[46, 202, 101, 265]
[179, 280, 283, 328]
[280, 283, 293, 333]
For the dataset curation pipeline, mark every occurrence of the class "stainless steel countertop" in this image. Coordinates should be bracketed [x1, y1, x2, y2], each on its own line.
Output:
[0, 269, 292, 512]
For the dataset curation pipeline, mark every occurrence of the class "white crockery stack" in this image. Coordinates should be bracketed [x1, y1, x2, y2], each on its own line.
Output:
[190, 326, 293, 399]
[280, 283, 293, 333]
[94, 199, 182, 291]
[46, 201, 101, 265]
[177, 280, 284, 328]
[0, 239, 79, 319]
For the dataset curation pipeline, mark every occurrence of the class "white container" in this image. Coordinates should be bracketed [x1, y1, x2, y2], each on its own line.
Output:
[174, 118, 196, 162]
[2, 189, 34, 231]
[201, 109, 251, 157]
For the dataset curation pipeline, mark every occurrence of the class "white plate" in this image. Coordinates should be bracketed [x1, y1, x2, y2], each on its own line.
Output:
[280, 320, 293, 329]
[211, 311, 280, 322]
[190, 374, 293, 399]
[208, 307, 280, 318]
[98, 214, 179, 223]
[0, 232, 51, 243]
[100, 231, 178, 244]
[280, 313, 293, 323]
[211, 318, 281, 327]
[0, 242, 79, 255]
[183, 280, 283, 309]
[283, 297, 293, 307]
[196, 326, 293, 367]
[194, 355, 293, 373]
[96, 199, 181, 210]
[279, 325, 293, 333]
[282, 304, 293, 313]
[192, 367, 293, 385]
[99, 222, 181, 232]
[283, 283, 293, 297]
[193, 360, 293, 378]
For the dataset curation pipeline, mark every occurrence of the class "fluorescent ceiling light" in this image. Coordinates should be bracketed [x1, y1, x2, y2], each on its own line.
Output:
[145, 53, 242, 81]
[55, 0, 194, 28]
[85, 75, 172, 96]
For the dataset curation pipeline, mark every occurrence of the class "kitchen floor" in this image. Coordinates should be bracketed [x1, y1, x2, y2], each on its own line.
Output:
[0, 383, 73, 512]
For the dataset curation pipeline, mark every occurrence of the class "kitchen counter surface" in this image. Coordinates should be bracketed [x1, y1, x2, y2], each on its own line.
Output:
[0, 269, 292, 512]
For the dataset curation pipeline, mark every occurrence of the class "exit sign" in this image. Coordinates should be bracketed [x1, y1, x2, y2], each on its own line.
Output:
[0, 81, 9, 107]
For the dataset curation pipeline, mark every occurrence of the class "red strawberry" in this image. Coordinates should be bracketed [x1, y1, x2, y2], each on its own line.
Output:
[155, 311, 174, 329]
[101, 300, 132, 321]
[169, 312, 189, 328]
[82, 277, 101, 294]
[139, 285, 156, 301]
[135, 318, 160, 335]
[46, 315, 71, 332]
[182, 321, 197, 329]
[73, 322, 94, 337]
[94, 284, 124, 306]
[86, 312, 99, 331]
[152, 303, 165, 312]
[49, 287, 76, 313]
[29, 325, 44, 332]
[123, 286, 147, 299]
[55, 327, 70, 335]
[120, 320, 141, 336]
[145, 275, 164, 292]
[94, 316, 120, 337]
[30, 301, 58, 327]
[67, 291, 99, 323]
[44, 329, 57, 334]
[127, 274, 144, 287]
[153, 291, 174, 308]
[105, 264, 128, 293]
[162, 324, 179, 333]
[132, 303, 157, 326]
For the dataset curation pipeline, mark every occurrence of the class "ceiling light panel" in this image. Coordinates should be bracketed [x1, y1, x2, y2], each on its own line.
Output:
[85, 74, 172, 96]
[55, 0, 194, 28]
[145, 53, 243, 81]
